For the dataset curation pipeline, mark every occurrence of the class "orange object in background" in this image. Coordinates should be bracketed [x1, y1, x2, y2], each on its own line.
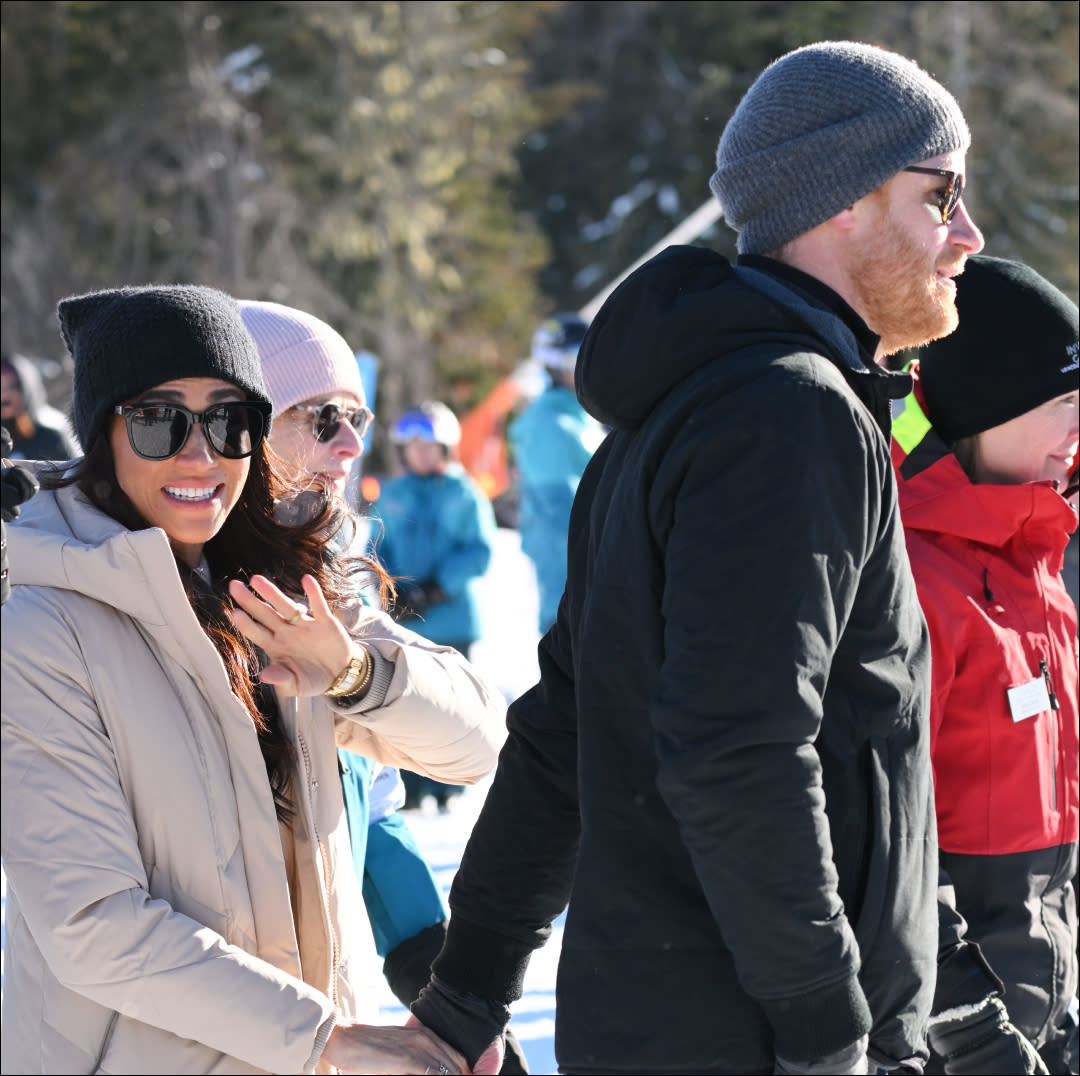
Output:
[457, 374, 524, 501]
[359, 474, 382, 504]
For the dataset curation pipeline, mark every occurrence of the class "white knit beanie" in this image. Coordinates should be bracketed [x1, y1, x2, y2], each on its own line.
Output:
[238, 300, 366, 414]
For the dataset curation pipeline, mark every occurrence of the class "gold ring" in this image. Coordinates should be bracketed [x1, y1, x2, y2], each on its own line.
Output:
[287, 608, 303, 625]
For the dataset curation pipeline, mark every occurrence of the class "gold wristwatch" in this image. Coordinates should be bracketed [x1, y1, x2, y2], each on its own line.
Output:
[324, 646, 373, 700]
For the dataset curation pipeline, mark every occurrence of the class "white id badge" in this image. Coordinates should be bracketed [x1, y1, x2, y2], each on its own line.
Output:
[1007, 676, 1052, 722]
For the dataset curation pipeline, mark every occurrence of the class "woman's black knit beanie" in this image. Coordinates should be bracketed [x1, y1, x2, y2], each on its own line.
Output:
[57, 284, 271, 450]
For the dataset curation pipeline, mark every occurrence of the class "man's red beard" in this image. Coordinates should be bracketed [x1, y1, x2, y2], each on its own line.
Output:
[850, 210, 962, 357]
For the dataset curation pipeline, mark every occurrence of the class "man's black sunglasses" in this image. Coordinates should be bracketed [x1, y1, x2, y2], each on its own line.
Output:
[112, 400, 272, 461]
[291, 402, 374, 443]
[903, 166, 965, 225]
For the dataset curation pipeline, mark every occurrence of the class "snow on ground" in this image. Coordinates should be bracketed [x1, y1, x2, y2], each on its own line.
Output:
[375, 777, 563, 1076]
[372, 526, 562, 1075]
[1, 526, 564, 1073]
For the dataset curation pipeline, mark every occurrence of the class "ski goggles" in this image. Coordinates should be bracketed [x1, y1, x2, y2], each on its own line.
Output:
[291, 402, 374, 443]
[112, 400, 272, 460]
[391, 414, 439, 443]
[903, 166, 965, 225]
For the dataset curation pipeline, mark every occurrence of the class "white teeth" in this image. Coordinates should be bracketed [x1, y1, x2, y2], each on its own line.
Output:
[165, 486, 217, 501]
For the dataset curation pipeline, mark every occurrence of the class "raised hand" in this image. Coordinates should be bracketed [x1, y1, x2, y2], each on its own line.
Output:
[228, 573, 353, 697]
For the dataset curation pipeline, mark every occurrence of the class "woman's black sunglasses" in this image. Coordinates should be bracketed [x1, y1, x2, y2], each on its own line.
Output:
[291, 402, 374, 443]
[112, 400, 272, 461]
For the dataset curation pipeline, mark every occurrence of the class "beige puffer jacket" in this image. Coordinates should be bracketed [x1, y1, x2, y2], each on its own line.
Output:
[0, 483, 507, 1074]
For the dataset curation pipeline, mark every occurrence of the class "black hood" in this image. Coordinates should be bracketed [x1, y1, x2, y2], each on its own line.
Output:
[576, 245, 877, 431]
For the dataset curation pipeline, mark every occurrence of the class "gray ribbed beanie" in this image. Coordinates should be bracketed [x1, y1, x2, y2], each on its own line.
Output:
[58, 284, 271, 450]
[710, 41, 970, 255]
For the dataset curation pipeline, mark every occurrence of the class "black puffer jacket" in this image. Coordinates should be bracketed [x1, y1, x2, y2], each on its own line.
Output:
[436, 247, 935, 1074]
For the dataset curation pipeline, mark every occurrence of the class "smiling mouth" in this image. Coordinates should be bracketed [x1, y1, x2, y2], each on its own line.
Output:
[164, 485, 221, 502]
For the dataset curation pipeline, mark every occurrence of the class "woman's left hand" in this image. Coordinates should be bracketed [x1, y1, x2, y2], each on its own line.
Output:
[228, 574, 353, 697]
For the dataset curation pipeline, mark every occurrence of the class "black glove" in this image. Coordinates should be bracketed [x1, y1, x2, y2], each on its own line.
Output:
[411, 974, 510, 1070]
[392, 580, 447, 622]
[499, 1029, 531, 1075]
[387, 924, 530, 1074]
[928, 996, 1049, 1075]
[385, 921, 449, 1008]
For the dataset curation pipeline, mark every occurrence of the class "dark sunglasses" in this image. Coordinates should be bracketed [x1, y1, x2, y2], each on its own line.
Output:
[903, 166, 965, 224]
[112, 400, 272, 461]
[291, 402, 374, 443]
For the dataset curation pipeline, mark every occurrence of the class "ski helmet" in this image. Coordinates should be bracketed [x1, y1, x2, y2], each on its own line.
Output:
[531, 313, 588, 375]
[389, 400, 461, 448]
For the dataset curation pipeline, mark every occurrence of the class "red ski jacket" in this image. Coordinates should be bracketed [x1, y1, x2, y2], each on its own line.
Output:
[892, 376, 1078, 857]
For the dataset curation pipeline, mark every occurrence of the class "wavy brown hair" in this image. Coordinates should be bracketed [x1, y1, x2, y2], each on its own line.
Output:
[42, 431, 394, 822]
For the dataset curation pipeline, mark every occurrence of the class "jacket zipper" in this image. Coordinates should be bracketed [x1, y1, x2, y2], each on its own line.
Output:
[1039, 659, 1060, 814]
[92, 1011, 120, 1071]
[297, 732, 341, 1009]
[1039, 658, 1061, 711]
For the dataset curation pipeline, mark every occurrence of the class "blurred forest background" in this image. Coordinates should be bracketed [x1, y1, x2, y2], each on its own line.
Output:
[2, 0, 1078, 458]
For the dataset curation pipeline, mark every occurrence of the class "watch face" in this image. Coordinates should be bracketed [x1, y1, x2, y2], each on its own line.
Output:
[327, 649, 372, 698]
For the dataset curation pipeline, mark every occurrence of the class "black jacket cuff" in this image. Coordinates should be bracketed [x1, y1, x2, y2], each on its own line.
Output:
[760, 972, 872, 1061]
[430, 914, 536, 1005]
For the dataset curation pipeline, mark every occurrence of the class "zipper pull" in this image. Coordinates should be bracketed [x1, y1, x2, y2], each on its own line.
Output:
[1040, 659, 1061, 711]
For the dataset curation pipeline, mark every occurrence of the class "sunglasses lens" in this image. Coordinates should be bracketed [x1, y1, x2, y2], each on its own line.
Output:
[348, 407, 373, 439]
[128, 406, 190, 460]
[312, 404, 372, 441]
[944, 175, 963, 223]
[314, 404, 342, 443]
[205, 403, 266, 458]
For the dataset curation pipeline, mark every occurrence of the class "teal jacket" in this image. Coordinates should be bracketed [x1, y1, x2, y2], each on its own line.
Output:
[371, 464, 495, 646]
[338, 557, 448, 959]
[508, 386, 605, 631]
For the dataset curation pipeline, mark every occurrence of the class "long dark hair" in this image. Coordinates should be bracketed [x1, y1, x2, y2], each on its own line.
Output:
[42, 432, 394, 823]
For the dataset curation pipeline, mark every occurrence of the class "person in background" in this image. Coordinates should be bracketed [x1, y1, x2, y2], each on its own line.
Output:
[892, 255, 1078, 1075]
[1, 351, 80, 461]
[508, 313, 606, 633]
[1, 284, 505, 1075]
[411, 39, 991, 1076]
[239, 299, 528, 1074]
[372, 400, 497, 811]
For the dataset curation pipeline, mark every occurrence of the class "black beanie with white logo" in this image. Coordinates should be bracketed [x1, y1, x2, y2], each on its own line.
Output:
[918, 255, 1079, 444]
